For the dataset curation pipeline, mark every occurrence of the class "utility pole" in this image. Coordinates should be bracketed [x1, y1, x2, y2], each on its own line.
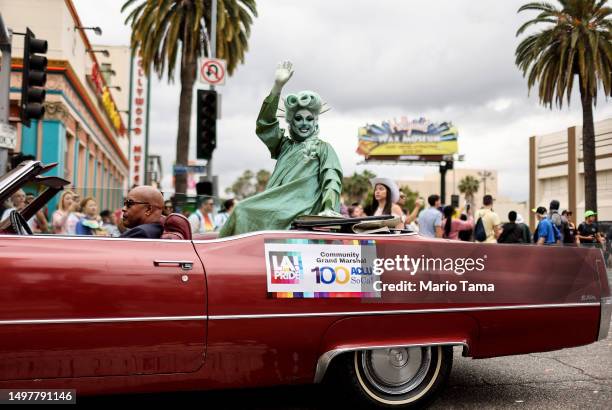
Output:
[439, 160, 453, 205]
[208, 0, 217, 199]
[0, 14, 14, 175]
[478, 170, 494, 195]
[197, 0, 219, 198]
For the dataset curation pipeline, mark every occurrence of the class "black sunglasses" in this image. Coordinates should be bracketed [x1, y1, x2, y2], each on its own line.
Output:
[123, 199, 152, 208]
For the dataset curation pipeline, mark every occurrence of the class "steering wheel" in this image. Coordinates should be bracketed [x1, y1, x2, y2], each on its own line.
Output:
[9, 210, 33, 235]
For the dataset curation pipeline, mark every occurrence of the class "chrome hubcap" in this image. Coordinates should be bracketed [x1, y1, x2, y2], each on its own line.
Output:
[360, 346, 432, 395]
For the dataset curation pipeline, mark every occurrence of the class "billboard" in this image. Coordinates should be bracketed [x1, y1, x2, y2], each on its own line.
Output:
[357, 117, 458, 159]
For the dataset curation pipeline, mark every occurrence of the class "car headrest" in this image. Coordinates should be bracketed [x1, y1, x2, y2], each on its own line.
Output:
[161, 213, 192, 240]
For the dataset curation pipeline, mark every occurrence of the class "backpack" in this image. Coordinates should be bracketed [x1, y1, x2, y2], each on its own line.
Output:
[474, 216, 487, 242]
[551, 222, 561, 243]
[550, 211, 565, 241]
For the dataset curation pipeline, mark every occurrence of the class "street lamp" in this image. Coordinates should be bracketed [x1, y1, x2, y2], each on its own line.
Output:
[75, 26, 102, 36]
[477, 170, 495, 195]
[86, 49, 109, 57]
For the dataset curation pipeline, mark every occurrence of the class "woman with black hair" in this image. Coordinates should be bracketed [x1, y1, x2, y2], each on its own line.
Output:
[441, 205, 474, 240]
[369, 177, 404, 229]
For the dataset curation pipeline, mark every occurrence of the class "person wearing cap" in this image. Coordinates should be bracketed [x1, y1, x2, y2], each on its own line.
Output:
[577, 210, 604, 246]
[369, 177, 404, 229]
[474, 194, 502, 243]
[417, 194, 443, 238]
[533, 206, 560, 245]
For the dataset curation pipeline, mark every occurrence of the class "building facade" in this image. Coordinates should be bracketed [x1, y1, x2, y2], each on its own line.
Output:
[529, 117, 612, 229]
[1, 0, 128, 213]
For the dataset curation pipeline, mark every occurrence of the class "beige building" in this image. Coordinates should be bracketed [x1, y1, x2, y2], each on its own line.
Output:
[93, 44, 131, 156]
[529, 117, 612, 229]
[398, 168, 527, 223]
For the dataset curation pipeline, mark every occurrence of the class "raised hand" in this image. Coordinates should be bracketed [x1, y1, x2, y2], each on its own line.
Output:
[272, 61, 294, 95]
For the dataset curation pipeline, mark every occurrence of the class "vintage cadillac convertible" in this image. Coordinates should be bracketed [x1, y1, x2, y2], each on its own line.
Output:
[0, 161, 610, 408]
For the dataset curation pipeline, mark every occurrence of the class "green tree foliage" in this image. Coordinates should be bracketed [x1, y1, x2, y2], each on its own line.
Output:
[255, 169, 271, 193]
[122, 0, 258, 194]
[515, 0, 611, 212]
[458, 175, 480, 205]
[225, 169, 270, 199]
[399, 185, 419, 213]
[343, 170, 376, 205]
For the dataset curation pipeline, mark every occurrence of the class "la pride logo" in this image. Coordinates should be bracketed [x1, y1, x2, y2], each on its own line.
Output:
[269, 251, 303, 284]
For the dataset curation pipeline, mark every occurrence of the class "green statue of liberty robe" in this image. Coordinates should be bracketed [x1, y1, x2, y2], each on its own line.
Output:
[218, 90, 343, 237]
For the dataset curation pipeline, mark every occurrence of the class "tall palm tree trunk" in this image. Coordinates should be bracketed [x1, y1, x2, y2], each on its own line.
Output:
[580, 82, 597, 213]
[175, 56, 197, 195]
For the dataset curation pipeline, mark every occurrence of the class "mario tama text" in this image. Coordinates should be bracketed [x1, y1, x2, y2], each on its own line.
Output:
[374, 280, 495, 293]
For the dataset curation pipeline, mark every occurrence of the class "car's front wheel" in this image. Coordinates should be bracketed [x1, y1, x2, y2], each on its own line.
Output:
[331, 345, 453, 409]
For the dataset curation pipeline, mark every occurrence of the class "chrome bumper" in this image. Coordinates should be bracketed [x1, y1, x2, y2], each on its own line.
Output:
[598, 296, 612, 341]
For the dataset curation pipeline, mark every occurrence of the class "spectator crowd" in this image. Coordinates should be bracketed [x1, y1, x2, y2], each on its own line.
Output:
[0, 188, 237, 237]
[343, 177, 609, 250]
[0, 178, 609, 253]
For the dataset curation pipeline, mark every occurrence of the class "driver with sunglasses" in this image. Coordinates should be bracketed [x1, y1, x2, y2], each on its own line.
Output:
[120, 186, 165, 239]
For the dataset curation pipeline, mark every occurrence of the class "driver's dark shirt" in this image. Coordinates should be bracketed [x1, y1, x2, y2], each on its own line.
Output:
[120, 223, 163, 239]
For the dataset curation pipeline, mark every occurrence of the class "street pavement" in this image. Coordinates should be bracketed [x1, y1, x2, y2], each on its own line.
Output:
[84, 320, 612, 409]
[431, 321, 612, 409]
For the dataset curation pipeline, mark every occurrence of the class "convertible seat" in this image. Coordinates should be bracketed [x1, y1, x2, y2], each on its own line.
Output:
[161, 213, 192, 240]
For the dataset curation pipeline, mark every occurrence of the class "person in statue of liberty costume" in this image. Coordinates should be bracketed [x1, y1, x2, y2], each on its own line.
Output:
[219, 61, 343, 237]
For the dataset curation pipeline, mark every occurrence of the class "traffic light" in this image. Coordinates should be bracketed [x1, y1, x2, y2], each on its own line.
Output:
[20, 28, 48, 127]
[196, 89, 217, 160]
[196, 180, 213, 197]
[451, 194, 460, 208]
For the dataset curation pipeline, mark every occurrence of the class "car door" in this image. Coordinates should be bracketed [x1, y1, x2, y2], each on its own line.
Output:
[0, 235, 206, 380]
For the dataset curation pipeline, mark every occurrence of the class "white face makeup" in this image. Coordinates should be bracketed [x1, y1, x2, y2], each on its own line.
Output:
[290, 109, 318, 141]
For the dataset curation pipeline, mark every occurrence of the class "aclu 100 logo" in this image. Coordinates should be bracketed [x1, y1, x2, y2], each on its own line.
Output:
[269, 251, 303, 284]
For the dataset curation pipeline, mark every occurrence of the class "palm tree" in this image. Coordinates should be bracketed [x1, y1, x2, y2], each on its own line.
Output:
[515, 0, 612, 212]
[122, 0, 258, 195]
[458, 175, 480, 205]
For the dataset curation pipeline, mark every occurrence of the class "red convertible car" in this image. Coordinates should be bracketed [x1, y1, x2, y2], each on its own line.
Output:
[0, 161, 610, 408]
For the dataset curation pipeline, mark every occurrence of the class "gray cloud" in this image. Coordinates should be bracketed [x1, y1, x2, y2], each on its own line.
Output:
[73, 0, 612, 202]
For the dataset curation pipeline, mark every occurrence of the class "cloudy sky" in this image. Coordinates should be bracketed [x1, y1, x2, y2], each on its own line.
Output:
[73, 0, 612, 201]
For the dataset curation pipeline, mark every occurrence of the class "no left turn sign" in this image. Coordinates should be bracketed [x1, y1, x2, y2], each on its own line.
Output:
[199, 58, 226, 86]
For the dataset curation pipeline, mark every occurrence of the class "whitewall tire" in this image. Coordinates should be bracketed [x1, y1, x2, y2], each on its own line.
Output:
[330, 345, 453, 409]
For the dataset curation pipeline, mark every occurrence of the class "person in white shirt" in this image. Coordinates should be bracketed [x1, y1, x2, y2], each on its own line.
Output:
[188, 197, 216, 234]
[214, 198, 235, 231]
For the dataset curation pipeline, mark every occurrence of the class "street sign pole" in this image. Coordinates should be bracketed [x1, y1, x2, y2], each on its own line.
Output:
[0, 15, 12, 175]
[208, 0, 218, 199]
